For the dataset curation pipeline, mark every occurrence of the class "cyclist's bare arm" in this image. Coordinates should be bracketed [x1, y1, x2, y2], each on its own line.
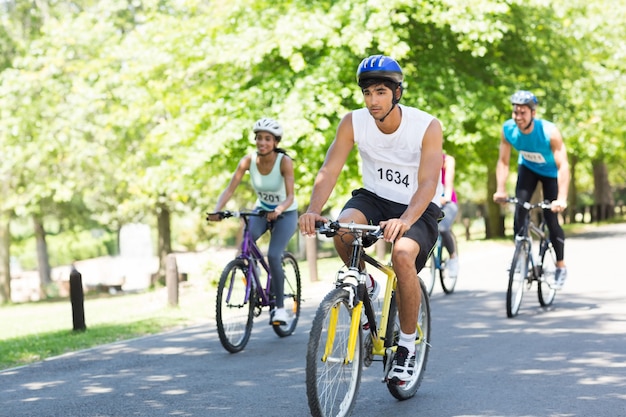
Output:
[299, 113, 355, 236]
[494, 131, 512, 203]
[550, 127, 570, 212]
[208, 155, 251, 221]
[379, 118, 443, 242]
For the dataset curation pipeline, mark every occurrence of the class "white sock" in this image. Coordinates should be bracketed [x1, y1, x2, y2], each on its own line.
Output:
[399, 331, 416, 356]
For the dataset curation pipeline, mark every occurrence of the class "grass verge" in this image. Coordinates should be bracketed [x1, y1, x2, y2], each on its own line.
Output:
[0, 255, 343, 371]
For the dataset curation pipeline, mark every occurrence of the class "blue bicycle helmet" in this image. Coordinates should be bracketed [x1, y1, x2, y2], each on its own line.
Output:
[511, 90, 538, 110]
[356, 55, 403, 87]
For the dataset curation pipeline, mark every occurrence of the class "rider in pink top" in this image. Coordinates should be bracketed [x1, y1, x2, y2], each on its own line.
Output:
[439, 153, 459, 277]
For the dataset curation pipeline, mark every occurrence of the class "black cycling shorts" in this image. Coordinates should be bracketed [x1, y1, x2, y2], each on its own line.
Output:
[341, 188, 441, 272]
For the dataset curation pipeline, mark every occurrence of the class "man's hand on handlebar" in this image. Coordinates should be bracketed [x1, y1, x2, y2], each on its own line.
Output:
[379, 218, 410, 243]
[299, 212, 328, 237]
[493, 191, 508, 205]
[551, 200, 567, 213]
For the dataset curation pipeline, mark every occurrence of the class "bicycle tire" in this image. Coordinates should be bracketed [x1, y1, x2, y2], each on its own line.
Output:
[507, 241, 529, 318]
[386, 279, 431, 400]
[538, 242, 557, 306]
[423, 252, 437, 296]
[272, 252, 302, 337]
[306, 288, 362, 417]
[439, 241, 458, 294]
[215, 259, 255, 353]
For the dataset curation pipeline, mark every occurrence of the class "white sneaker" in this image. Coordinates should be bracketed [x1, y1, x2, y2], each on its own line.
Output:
[447, 256, 459, 277]
[554, 267, 567, 289]
[271, 308, 289, 325]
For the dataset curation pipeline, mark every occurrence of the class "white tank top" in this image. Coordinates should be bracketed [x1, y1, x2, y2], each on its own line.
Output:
[352, 104, 443, 206]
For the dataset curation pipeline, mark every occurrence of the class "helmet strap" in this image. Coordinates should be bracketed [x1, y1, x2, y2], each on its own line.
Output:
[524, 116, 534, 131]
[378, 102, 396, 123]
[378, 85, 402, 123]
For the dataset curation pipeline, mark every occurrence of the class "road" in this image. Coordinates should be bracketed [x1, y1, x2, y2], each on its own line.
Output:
[1, 223, 625, 417]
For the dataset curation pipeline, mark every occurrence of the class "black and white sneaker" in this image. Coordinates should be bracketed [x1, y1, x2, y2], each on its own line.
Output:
[388, 346, 416, 384]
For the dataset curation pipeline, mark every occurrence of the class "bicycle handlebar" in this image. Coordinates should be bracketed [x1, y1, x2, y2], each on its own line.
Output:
[206, 209, 271, 222]
[314, 220, 383, 240]
[497, 197, 552, 211]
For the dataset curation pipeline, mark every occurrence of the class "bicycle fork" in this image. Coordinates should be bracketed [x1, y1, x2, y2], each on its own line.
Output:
[322, 297, 363, 365]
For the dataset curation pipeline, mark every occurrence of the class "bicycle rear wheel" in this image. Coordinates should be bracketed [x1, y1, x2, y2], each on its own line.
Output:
[216, 259, 255, 353]
[439, 252, 458, 295]
[538, 242, 557, 306]
[306, 288, 362, 417]
[507, 242, 529, 318]
[423, 252, 437, 296]
[272, 252, 302, 337]
[386, 279, 431, 400]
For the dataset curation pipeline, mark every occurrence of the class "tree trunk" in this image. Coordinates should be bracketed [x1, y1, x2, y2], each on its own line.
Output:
[33, 214, 52, 292]
[592, 160, 613, 221]
[156, 201, 172, 284]
[568, 155, 578, 224]
[0, 212, 10, 304]
[485, 164, 504, 238]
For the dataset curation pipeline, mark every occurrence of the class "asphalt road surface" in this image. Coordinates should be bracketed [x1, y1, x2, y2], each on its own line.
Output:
[2, 223, 625, 417]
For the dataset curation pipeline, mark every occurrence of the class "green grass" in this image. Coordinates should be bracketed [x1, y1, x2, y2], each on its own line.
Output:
[0, 285, 211, 370]
[0, 320, 182, 369]
[0, 255, 344, 371]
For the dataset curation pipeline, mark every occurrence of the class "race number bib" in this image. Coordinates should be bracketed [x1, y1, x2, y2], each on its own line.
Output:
[374, 160, 415, 202]
[257, 191, 282, 205]
[520, 151, 546, 164]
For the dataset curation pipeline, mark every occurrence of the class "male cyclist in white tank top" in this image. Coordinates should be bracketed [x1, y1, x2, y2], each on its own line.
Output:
[299, 55, 443, 384]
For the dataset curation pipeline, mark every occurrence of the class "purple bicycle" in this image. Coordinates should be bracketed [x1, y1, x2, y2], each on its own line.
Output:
[207, 210, 301, 353]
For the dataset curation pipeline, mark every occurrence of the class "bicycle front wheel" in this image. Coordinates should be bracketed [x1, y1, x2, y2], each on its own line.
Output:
[306, 288, 362, 417]
[507, 242, 529, 318]
[386, 279, 431, 400]
[216, 259, 255, 353]
[538, 242, 557, 306]
[272, 252, 302, 337]
[423, 252, 437, 296]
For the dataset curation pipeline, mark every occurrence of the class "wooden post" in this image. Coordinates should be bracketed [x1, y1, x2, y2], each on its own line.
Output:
[463, 217, 471, 241]
[166, 254, 179, 307]
[69, 265, 86, 332]
[306, 236, 318, 282]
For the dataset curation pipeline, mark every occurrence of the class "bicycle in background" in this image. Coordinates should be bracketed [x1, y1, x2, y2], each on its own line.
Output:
[499, 197, 558, 318]
[206, 210, 301, 353]
[423, 233, 458, 295]
[306, 221, 431, 417]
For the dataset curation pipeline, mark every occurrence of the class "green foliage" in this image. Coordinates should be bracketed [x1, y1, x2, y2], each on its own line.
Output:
[12, 229, 116, 270]
[1, 0, 625, 267]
